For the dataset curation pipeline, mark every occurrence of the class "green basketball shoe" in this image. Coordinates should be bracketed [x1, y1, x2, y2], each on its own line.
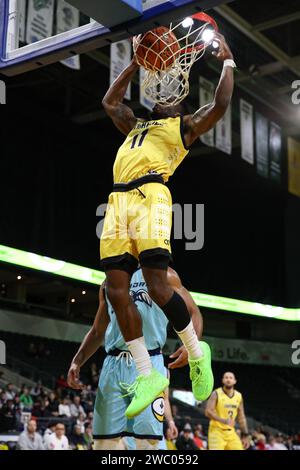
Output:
[124, 368, 169, 419]
[189, 341, 214, 401]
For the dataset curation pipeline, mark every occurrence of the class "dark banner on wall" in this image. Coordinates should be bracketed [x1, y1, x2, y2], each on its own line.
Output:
[269, 122, 282, 183]
[255, 112, 269, 178]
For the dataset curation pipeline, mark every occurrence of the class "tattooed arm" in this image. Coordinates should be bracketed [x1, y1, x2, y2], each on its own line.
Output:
[102, 59, 139, 135]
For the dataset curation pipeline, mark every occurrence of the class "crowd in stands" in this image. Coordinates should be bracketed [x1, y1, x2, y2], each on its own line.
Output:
[0, 379, 94, 450]
[1, 379, 300, 450]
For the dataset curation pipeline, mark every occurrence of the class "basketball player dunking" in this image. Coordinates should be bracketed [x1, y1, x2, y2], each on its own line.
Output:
[101, 32, 235, 418]
[205, 372, 250, 450]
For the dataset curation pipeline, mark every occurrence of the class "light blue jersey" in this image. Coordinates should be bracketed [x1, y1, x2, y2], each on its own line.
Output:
[93, 269, 169, 441]
[104, 268, 168, 352]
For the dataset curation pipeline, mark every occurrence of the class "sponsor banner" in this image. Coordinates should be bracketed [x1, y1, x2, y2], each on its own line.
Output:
[164, 336, 297, 368]
[287, 137, 300, 198]
[240, 99, 254, 164]
[269, 121, 282, 183]
[110, 40, 131, 100]
[199, 77, 215, 147]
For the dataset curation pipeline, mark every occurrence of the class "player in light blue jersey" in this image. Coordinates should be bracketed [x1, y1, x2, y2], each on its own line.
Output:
[67, 268, 204, 450]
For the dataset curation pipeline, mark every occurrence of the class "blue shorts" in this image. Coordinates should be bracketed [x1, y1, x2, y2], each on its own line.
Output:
[93, 353, 166, 440]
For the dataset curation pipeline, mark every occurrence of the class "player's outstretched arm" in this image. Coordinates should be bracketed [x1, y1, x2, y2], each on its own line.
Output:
[102, 59, 139, 135]
[184, 33, 235, 147]
[67, 284, 110, 389]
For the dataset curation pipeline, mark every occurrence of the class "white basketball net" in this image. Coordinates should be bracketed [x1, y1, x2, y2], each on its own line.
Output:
[133, 19, 216, 107]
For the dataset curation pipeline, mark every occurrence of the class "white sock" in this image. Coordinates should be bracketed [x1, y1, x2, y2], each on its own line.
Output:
[126, 337, 152, 376]
[176, 321, 203, 360]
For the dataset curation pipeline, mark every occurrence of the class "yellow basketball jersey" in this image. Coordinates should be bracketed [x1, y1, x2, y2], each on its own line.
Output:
[113, 116, 189, 184]
[209, 387, 242, 430]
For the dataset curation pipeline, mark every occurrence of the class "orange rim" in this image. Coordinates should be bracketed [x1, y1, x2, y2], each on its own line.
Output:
[191, 12, 219, 32]
[178, 12, 218, 55]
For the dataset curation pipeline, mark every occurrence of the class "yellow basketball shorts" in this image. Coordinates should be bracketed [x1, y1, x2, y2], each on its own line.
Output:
[100, 182, 172, 272]
[208, 427, 244, 451]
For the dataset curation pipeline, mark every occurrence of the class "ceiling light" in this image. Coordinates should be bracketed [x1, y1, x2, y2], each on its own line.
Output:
[181, 17, 194, 28]
[202, 28, 215, 43]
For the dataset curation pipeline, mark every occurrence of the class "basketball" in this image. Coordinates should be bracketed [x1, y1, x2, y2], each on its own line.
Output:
[134, 26, 180, 72]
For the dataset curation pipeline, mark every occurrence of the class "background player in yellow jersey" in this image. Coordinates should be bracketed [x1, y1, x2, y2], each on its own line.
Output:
[101, 33, 235, 418]
[205, 372, 250, 450]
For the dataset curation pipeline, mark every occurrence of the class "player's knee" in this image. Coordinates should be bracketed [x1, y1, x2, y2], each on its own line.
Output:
[94, 438, 125, 450]
[147, 281, 173, 307]
[136, 439, 159, 450]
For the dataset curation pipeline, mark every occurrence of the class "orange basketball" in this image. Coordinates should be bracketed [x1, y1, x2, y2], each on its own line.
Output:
[135, 26, 180, 72]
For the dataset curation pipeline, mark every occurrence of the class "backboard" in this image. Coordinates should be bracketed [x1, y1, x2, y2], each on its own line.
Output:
[0, 0, 228, 76]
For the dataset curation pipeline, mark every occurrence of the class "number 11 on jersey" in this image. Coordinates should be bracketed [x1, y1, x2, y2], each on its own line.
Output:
[131, 130, 149, 149]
